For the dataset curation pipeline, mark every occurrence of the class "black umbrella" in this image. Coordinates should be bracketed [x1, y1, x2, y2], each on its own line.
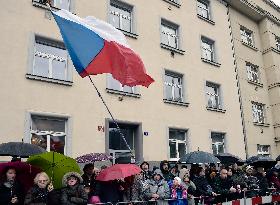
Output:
[246, 155, 276, 169]
[0, 142, 46, 158]
[179, 151, 220, 164]
[276, 155, 280, 161]
[215, 153, 244, 165]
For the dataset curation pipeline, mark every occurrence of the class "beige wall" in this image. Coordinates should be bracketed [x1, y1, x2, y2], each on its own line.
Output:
[3, 0, 280, 162]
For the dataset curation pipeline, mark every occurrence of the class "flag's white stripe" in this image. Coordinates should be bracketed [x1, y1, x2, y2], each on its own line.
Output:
[262, 195, 272, 204]
[53, 9, 129, 48]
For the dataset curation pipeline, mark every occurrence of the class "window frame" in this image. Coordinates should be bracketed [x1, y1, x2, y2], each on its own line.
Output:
[109, 0, 137, 38]
[246, 62, 260, 84]
[205, 81, 222, 109]
[257, 144, 270, 157]
[211, 132, 225, 155]
[252, 102, 266, 124]
[197, 0, 210, 20]
[240, 26, 254, 46]
[164, 71, 184, 103]
[168, 128, 187, 161]
[26, 34, 73, 85]
[201, 36, 216, 62]
[24, 111, 72, 156]
[161, 19, 179, 49]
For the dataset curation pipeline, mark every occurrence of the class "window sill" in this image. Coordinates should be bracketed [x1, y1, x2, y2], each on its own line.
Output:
[247, 80, 263, 87]
[197, 14, 215, 25]
[162, 0, 181, 8]
[26, 74, 73, 86]
[241, 41, 258, 51]
[201, 58, 221, 67]
[32, 1, 61, 11]
[117, 29, 138, 39]
[163, 99, 189, 107]
[253, 122, 270, 127]
[106, 88, 141, 98]
[206, 107, 226, 113]
[263, 47, 280, 55]
[160, 43, 185, 55]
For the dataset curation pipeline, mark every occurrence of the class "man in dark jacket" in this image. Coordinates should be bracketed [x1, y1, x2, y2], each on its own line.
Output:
[160, 160, 172, 182]
[213, 168, 237, 203]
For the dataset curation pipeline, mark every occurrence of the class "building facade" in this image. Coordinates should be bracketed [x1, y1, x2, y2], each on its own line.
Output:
[0, 0, 279, 162]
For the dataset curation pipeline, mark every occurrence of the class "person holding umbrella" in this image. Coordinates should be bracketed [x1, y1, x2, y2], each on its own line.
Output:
[24, 172, 58, 205]
[0, 166, 24, 205]
[61, 172, 88, 205]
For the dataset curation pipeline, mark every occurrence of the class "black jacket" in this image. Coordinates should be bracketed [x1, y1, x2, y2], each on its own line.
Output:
[24, 185, 59, 205]
[61, 184, 88, 205]
[192, 176, 213, 197]
[0, 181, 24, 205]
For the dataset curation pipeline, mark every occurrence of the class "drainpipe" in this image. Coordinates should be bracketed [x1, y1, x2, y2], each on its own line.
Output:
[225, 3, 249, 159]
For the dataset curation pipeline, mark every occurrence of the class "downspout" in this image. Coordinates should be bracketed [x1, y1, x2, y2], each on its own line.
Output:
[225, 3, 249, 159]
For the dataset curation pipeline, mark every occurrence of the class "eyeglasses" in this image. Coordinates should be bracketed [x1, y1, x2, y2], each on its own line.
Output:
[38, 180, 47, 183]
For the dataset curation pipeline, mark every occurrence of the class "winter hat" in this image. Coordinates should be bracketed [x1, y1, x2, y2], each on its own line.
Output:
[246, 165, 253, 172]
[62, 172, 83, 187]
[174, 177, 181, 185]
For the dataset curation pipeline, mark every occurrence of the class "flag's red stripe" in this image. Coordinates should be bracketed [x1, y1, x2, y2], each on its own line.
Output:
[252, 197, 262, 205]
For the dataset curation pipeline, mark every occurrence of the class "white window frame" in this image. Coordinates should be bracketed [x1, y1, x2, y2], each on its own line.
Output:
[32, 0, 71, 10]
[257, 144, 270, 157]
[201, 37, 215, 62]
[164, 71, 183, 102]
[206, 82, 221, 109]
[107, 74, 137, 94]
[109, 0, 133, 33]
[252, 102, 266, 124]
[169, 129, 187, 161]
[211, 132, 225, 155]
[33, 36, 68, 81]
[246, 62, 260, 84]
[240, 27, 254, 46]
[161, 20, 179, 49]
[276, 36, 280, 51]
[197, 0, 210, 19]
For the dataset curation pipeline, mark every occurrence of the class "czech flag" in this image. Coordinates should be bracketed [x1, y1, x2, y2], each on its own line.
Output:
[52, 9, 154, 88]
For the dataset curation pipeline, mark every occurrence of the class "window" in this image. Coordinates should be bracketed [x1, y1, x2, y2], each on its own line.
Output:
[276, 36, 280, 50]
[30, 115, 67, 154]
[169, 129, 187, 161]
[32, 36, 68, 81]
[197, 0, 210, 19]
[161, 20, 179, 49]
[211, 132, 225, 155]
[240, 27, 254, 46]
[257, 144, 270, 157]
[109, 0, 133, 33]
[246, 62, 260, 84]
[164, 71, 183, 102]
[252, 102, 265, 124]
[201, 37, 215, 62]
[206, 82, 221, 109]
[107, 74, 137, 94]
[33, 0, 70, 10]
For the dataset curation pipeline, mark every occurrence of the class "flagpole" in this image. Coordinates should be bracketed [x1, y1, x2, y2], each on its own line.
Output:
[88, 76, 135, 162]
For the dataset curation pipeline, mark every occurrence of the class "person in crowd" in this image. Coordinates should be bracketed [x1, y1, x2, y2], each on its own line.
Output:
[255, 167, 269, 196]
[61, 172, 88, 205]
[123, 173, 147, 202]
[231, 163, 246, 191]
[98, 179, 123, 204]
[269, 168, 280, 191]
[192, 167, 217, 201]
[140, 161, 152, 180]
[169, 177, 187, 205]
[24, 172, 58, 205]
[160, 160, 172, 182]
[81, 163, 95, 193]
[242, 166, 259, 198]
[144, 169, 170, 205]
[213, 168, 237, 202]
[170, 164, 179, 179]
[205, 164, 217, 188]
[182, 175, 196, 205]
[0, 166, 24, 205]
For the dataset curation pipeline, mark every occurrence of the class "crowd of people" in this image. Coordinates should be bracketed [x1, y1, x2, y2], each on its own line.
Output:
[1, 160, 280, 205]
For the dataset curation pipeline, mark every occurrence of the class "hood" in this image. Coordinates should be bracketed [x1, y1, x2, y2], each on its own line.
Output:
[153, 169, 164, 178]
[62, 172, 83, 187]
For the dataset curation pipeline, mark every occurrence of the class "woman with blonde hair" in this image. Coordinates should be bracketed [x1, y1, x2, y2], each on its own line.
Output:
[24, 172, 56, 205]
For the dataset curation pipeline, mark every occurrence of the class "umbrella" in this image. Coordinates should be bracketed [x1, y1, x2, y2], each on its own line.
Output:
[276, 155, 280, 161]
[96, 164, 141, 181]
[27, 151, 81, 189]
[215, 153, 244, 165]
[246, 155, 276, 169]
[0, 142, 46, 158]
[179, 151, 220, 164]
[76, 153, 113, 163]
[0, 161, 41, 193]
